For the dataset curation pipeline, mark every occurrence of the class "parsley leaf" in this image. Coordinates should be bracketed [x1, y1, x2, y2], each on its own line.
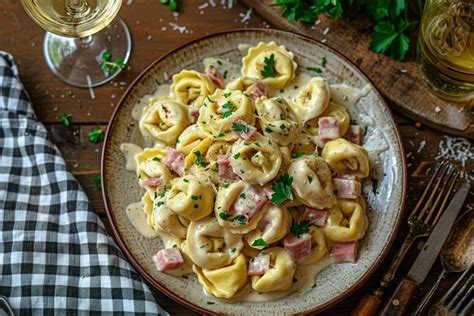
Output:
[233, 152, 240, 160]
[369, 19, 410, 61]
[307, 67, 322, 73]
[87, 128, 104, 144]
[231, 122, 249, 133]
[193, 150, 207, 167]
[101, 49, 125, 75]
[152, 157, 161, 162]
[232, 215, 247, 224]
[219, 211, 230, 220]
[291, 151, 305, 159]
[220, 111, 233, 118]
[58, 113, 71, 127]
[93, 175, 101, 189]
[271, 173, 293, 204]
[372, 178, 379, 194]
[290, 219, 310, 236]
[251, 238, 269, 247]
[260, 53, 276, 78]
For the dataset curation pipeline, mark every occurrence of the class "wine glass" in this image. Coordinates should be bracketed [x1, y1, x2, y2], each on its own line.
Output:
[21, 0, 132, 88]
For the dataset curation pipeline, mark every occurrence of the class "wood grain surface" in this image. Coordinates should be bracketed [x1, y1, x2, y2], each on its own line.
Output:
[240, 0, 474, 139]
[0, 0, 472, 315]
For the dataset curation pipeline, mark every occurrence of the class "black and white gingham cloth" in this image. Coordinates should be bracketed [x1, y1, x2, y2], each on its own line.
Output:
[0, 52, 168, 315]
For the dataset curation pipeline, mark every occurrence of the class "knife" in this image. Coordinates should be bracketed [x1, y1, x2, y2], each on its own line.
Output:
[379, 181, 470, 316]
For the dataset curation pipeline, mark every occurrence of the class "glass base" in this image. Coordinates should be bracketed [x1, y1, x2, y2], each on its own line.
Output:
[43, 16, 132, 88]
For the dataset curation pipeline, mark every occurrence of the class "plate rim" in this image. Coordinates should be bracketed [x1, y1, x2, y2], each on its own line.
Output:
[101, 28, 407, 315]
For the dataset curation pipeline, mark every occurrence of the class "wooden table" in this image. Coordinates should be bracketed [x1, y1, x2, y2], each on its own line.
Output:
[1, 1, 471, 315]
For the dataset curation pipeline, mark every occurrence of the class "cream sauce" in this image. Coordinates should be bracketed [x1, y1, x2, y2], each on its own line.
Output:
[237, 43, 252, 54]
[203, 57, 241, 84]
[272, 73, 312, 102]
[330, 83, 371, 107]
[120, 143, 143, 171]
[126, 201, 159, 239]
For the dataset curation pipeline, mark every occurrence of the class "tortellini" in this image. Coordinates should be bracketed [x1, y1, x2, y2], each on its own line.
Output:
[171, 69, 216, 109]
[305, 102, 351, 138]
[323, 199, 368, 242]
[288, 156, 336, 209]
[256, 97, 301, 147]
[242, 42, 297, 89]
[135, 147, 173, 190]
[166, 176, 215, 221]
[250, 248, 296, 292]
[292, 77, 330, 122]
[152, 190, 188, 239]
[226, 76, 265, 97]
[230, 133, 282, 185]
[139, 97, 189, 145]
[245, 204, 291, 249]
[214, 181, 267, 234]
[205, 141, 232, 162]
[198, 89, 255, 140]
[322, 138, 370, 178]
[193, 254, 248, 299]
[296, 227, 328, 265]
[184, 217, 243, 270]
[176, 124, 209, 155]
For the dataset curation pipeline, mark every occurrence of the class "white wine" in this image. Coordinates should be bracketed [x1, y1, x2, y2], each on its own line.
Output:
[22, 0, 123, 38]
[417, 0, 474, 101]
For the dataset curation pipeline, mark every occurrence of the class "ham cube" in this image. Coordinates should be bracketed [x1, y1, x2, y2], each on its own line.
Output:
[283, 233, 312, 259]
[153, 248, 184, 272]
[303, 208, 328, 226]
[330, 242, 359, 263]
[319, 117, 340, 141]
[231, 186, 267, 221]
[248, 254, 270, 276]
[190, 107, 200, 123]
[142, 177, 161, 187]
[232, 119, 257, 140]
[217, 155, 240, 182]
[163, 148, 185, 176]
[333, 178, 361, 199]
[344, 125, 364, 145]
[251, 82, 267, 100]
[205, 67, 224, 88]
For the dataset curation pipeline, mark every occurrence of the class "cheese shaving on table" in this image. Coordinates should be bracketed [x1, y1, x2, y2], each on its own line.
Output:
[169, 22, 190, 34]
[240, 8, 252, 23]
[417, 140, 426, 153]
[435, 136, 473, 171]
[198, 2, 209, 10]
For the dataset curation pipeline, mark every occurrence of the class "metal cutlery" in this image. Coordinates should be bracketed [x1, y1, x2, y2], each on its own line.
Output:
[379, 180, 470, 315]
[352, 162, 459, 316]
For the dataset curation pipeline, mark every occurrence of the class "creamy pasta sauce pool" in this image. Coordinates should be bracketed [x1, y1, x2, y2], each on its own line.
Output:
[123, 41, 373, 303]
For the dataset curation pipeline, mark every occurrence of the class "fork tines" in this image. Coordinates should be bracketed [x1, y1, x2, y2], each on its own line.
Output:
[410, 161, 459, 226]
[431, 264, 474, 315]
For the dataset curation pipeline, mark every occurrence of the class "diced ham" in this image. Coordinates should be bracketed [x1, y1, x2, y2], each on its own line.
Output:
[232, 119, 257, 140]
[190, 108, 200, 123]
[142, 177, 161, 187]
[333, 178, 361, 199]
[231, 186, 267, 221]
[319, 117, 340, 141]
[153, 248, 184, 272]
[330, 242, 359, 263]
[262, 185, 273, 200]
[283, 233, 312, 259]
[344, 125, 364, 145]
[217, 155, 240, 182]
[205, 67, 224, 88]
[248, 254, 270, 276]
[303, 208, 328, 226]
[251, 82, 267, 100]
[163, 148, 185, 176]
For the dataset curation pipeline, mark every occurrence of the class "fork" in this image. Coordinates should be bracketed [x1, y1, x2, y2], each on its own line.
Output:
[429, 264, 474, 315]
[352, 161, 459, 316]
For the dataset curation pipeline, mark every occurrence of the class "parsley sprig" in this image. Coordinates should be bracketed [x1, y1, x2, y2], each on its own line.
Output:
[271, 173, 293, 205]
[252, 238, 269, 247]
[231, 122, 249, 133]
[290, 219, 311, 236]
[87, 128, 104, 144]
[271, 0, 416, 61]
[59, 113, 71, 127]
[101, 50, 125, 75]
[261, 53, 276, 78]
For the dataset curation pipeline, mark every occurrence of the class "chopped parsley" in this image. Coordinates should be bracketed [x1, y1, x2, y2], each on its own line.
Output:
[223, 70, 228, 79]
[172, 244, 177, 248]
[100, 49, 125, 75]
[230, 247, 236, 253]
[312, 283, 317, 288]
[217, 60, 223, 65]
[350, 119, 358, 125]
[231, 122, 249, 133]
[232, 215, 247, 224]
[93, 175, 101, 189]
[206, 96, 214, 103]
[191, 195, 199, 200]
[271, 173, 293, 204]
[193, 204, 199, 209]
[224, 92, 231, 98]
[87, 128, 104, 144]
[307, 176, 313, 183]
[223, 183, 230, 188]
[233, 152, 241, 159]
[220, 110, 233, 118]
[292, 277, 298, 283]
[372, 178, 379, 194]
[291, 151, 305, 159]
[206, 301, 215, 305]
[364, 126, 368, 136]
[290, 219, 311, 236]
[265, 126, 273, 133]
[260, 53, 275, 78]
[320, 56, 327, 67]
[252, 238, 268, 247]
[214, 132, 226, 138]
[193, 150, 207, 167]
[183, 178, 189, 183]
[219, 211, 230, 220]
[152, 157, 161, 162]
[307, 67, 322, 73]
[240, 193, 246, 199]
[222, 102, 235, 110]
[280, 123, 286, 129]
[58, 113, 71, 127]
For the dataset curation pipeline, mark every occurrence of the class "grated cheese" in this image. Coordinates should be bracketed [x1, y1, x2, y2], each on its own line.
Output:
[417, 140, 426, 153]
[198, 2, 209, 10]
[435, 106, 442, 113]
[435, 136, 473, 172]
[323, 27, 330, 36]
[209, 0, 216, 7]
[169, 22, 189, 34]
[240, 8, 252, 23]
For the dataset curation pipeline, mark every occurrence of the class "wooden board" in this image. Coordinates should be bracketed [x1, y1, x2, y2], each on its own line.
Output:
[240, 0, 474, 139]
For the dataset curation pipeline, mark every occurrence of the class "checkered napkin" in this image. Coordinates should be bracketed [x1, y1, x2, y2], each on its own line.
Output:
[0, 52, 169, 316]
